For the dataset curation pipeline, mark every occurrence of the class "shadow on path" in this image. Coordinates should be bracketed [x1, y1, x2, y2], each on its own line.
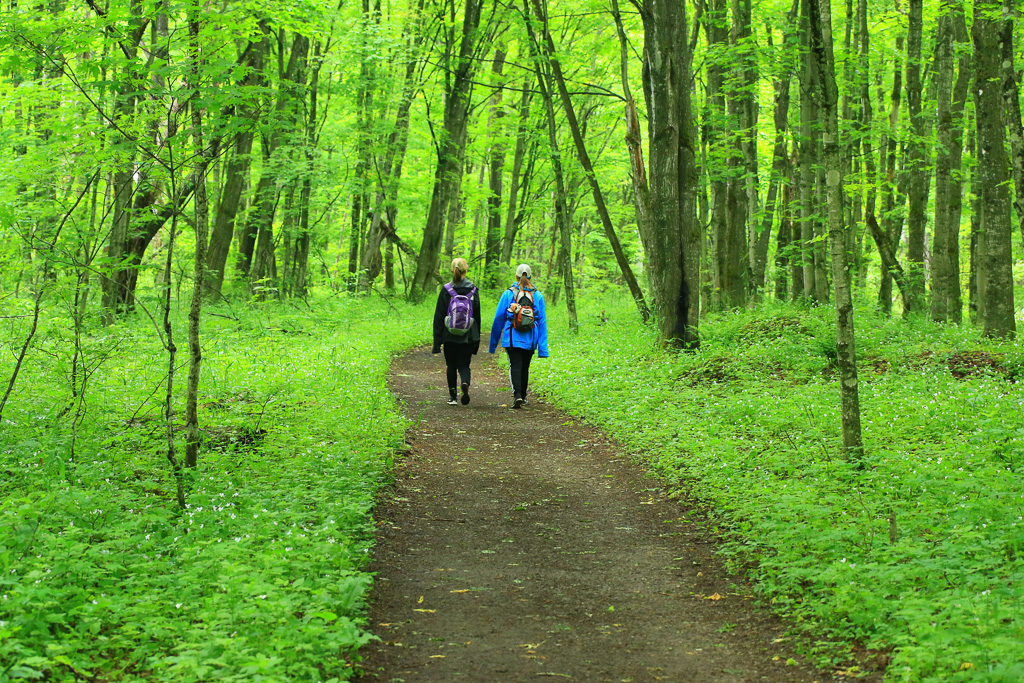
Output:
[356, 346, 877, 682]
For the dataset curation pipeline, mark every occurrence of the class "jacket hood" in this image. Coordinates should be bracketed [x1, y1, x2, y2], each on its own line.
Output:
[449, 279, 477, 294]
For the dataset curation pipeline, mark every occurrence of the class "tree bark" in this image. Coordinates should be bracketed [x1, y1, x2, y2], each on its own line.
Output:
[733, 0, 761, 296]
[640, 0, 699, 346]
[501, 77, 534, 266]
[809, 0, 864, 460]
[205, 22, 269, 299]
[1001, 0, 1024, 253]
[410, 0, 484, 302]
[931, 2, 969, 323]
[904, 0, 928, 311]
[247, 32, 310, 294]
[856, 0, 876, 291]
[798, 0, 821, 302]
[533, 0, 649, 323]
[867, 213, 913, 308]
[359, 2, 430, 291]
[185, 12, 209, 470]
[973, 0, 1017, 338]
[523, 0, 577, 332]
[878, 34, 904, 315]
[759, 2, 798, 299]
[485, 46, 507, 285]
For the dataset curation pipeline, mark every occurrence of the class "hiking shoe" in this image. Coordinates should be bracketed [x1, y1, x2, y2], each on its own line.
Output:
[513, 396, 524, 409]
[447, 395, 458, 405]
[460, 382, 470, 405]
[521, 397, 529, 406]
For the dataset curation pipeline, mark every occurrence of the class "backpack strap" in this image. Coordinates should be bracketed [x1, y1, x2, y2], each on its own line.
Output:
[444, 282, 457, 297]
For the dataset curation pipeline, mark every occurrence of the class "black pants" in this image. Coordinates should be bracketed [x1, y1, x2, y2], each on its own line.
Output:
[506, 346, 534, 400]
[443, 342, 473, 392]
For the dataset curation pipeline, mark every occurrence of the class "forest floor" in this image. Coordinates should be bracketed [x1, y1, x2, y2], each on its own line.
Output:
[355, 346, 885, 683]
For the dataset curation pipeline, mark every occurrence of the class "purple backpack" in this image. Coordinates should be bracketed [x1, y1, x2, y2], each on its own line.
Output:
[444, 283, 476, 336]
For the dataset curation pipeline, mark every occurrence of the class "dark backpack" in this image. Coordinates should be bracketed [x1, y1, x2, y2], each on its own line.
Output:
[444, 283, 476, 336]
[510, 286, 536, 332]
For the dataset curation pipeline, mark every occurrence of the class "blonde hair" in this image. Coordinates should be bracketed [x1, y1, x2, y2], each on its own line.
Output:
[451, 258, 468, 281]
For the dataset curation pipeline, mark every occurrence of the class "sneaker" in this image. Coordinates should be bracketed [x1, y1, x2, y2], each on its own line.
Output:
[521, 397, 529, 406]
[513, 397, 524, 409]
[460, 382, 470, 405]
[447, 395, 458, 405]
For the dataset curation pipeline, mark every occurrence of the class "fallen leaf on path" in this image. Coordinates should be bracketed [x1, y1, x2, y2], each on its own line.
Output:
[429, 655, 446, 658]
[450, 589, 471, 593]
[707, 593, 723, 600]
[412, 609, 436, 613]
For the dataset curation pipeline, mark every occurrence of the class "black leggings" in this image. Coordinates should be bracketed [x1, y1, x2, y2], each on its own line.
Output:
[506, 346, 534, 400]
[443, 343, 473, 390]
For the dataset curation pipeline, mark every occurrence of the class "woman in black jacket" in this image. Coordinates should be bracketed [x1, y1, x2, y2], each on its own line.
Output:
[432, 258, 482, 405]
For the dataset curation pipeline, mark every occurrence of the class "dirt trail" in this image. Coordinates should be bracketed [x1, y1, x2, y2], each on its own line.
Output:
[356, 347, 876, 682]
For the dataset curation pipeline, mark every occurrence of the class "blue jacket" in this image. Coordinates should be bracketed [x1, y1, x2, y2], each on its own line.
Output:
[488, 283, 549, 357]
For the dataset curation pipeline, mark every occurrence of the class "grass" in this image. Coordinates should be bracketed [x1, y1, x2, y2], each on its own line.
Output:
[5, 283, 1024, 681]
[538, 294, 1024, 682]
[0, 293, 427, 682]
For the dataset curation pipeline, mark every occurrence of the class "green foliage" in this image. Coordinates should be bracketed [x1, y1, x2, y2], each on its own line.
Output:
[539, 294, 1024, 681]
[0, 295, 427, 681]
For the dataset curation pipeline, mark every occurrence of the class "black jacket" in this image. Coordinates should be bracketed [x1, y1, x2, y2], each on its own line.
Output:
[432, 279, 482, 354]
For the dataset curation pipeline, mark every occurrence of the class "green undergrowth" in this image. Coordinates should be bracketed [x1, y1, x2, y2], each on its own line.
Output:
[0, 294, 426, 682]
[538, 295, 1024, 682]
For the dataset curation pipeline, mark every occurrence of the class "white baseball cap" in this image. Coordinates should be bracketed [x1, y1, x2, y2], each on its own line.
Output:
[515, 263, 532, 279]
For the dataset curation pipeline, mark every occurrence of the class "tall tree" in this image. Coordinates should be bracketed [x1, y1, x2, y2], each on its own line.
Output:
[484, 45, 508, 285]
[904, 0, 928, 311]
[931, 0, 969, 323]
[797, 0, 823, 303]
[248, 32, 309, 294]
[523, 0, 577, 332]
[530, 0, 649, 322]
[409, 0, 486, 302]
[972, 0, 1016, 337]
[205, 22, 268, 300]
[1001, 0, 1024, 252]
[501, 75, 536, 266]
[809, 0, 864, 459]
[184, 6, 209, 470]
[639, 0, 699, 346]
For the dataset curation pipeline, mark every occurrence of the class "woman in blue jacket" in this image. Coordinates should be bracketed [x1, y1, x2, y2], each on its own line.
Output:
[488, 263, 549, 408]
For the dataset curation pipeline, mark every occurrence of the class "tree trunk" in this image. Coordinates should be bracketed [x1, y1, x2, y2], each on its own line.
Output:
[878, 35, 904, 315]
[536, 0, 649, 322]
[524, 0, 577, 332]
[867, 213, 913, 308]
[410, 0, 483, 302]
[640, 0, 699, 346]
[973, 0, 1017, 338]
[100, 1, 147, 318]
[733, 0, 762, 296]
[185, 13, 209, 470]
[904, 0, 928, 311]
[485, 46, 507, 285]
[797, 0, 820, 302]
[856, 0, 876, 292]
[206, 22, 269, 299]
[248, 32, 310, 294]
[809, 0, 864, 460]
[931, 2, 969, 323]
[759, 5, 798, 299]
[1001, 0, 1024, 253]
[501, 77, 534, 267]
[704, 0, 734, 311]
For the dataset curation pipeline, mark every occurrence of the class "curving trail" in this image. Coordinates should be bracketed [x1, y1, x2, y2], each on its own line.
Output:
[355, 346, 877, 682]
